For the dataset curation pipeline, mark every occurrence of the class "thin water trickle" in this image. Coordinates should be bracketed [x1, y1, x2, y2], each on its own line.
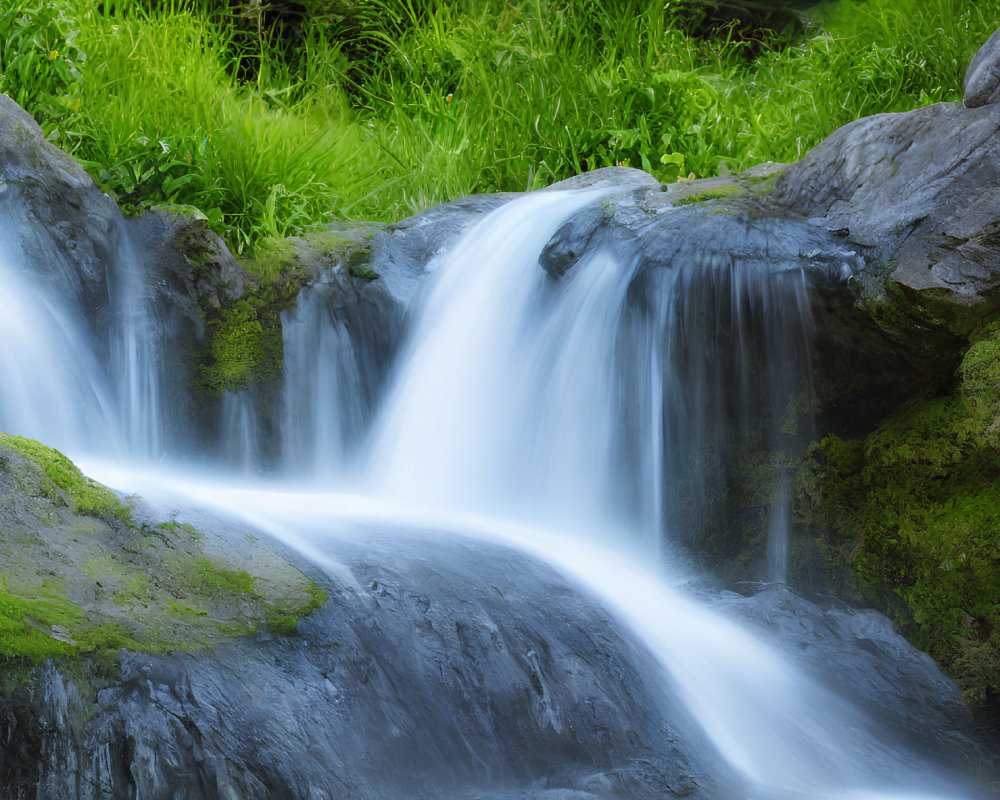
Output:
[1, 187, 987, 798]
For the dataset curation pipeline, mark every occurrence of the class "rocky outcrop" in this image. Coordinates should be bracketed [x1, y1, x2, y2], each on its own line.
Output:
[775, 101, 1000, 341]
[0, 436, 716, 799]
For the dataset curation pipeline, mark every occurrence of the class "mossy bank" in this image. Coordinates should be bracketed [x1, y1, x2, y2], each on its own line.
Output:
[701, 319, 1000, 727]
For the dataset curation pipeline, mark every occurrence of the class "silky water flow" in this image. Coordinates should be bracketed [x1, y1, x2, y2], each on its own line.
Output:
[0, 188, 989, 799]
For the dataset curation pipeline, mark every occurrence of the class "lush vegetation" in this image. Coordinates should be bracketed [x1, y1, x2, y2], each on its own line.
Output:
[1, 0, 996, 254]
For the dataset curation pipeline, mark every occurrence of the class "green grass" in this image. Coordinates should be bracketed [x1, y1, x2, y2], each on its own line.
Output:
[2, 0, 997, 257]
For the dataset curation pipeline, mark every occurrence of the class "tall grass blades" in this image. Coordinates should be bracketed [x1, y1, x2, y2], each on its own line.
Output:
[3, 0, 999, 257]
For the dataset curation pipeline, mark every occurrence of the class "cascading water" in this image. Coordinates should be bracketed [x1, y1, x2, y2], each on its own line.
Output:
[0, 231, 118, 453]
[0, 202, 169, 463]
[0, 184, 990, 798]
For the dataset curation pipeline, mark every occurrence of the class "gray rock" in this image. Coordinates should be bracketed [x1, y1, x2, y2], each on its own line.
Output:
[712, 585, 998, 789]
[771, 99, 1000, 401]
[539, 202, 611, 278]
[965, 28, 1000, 108]
[0, 93, 120, 301]
[1, 530, 727, 800]
[776, 101, 1000, 317]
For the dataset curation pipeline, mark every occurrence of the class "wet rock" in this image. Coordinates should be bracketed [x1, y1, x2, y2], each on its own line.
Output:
[712, 585, 998, 787]
[0, 94, 120, 300]
[965, 28, 1000, 108]
[1, 530, 726, 800]
[133, 209, 247, 316]
[539, 203, 611, 278]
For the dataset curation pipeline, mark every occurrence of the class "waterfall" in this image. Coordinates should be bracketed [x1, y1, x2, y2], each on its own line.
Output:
[0, 185, 987, 799]
[362, 189, 814, 569]
[0, 207, 168, 462]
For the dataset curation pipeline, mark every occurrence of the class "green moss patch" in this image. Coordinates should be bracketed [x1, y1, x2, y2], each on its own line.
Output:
[795, 323, 1000, 715]
[675, 182, 747, 205]
[191, 223, 383, 398]
[194, 299, 283, 396]
[0, 436, 327, 672]
[0, 432, 133, 523]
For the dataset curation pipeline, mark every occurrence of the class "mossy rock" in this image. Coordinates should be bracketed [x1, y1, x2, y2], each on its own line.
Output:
[789, 324, 1000, 719]
[0, 435, 326, 675]
[192, 222, 385, 397]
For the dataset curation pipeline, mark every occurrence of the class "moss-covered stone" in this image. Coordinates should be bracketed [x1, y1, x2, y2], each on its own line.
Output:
[0, 436, 327, 675]
[789, 323, 1000, 718]
[191, 222, 384, 397]
[675, 183, 747, 205]
[0, 433, 133, 523]
[194, 298, 283, 396]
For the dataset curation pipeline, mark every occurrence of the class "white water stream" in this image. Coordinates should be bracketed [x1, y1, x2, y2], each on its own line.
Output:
[1, 188, 987, 798]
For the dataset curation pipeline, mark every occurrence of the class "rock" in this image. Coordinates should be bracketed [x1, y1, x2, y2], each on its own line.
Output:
[0, 524, 724, 800]
[712, 586, 998, 784]
[133, 209, 248, 315]
[0, 93, 120, 301]
[539, 202, 610, 278]
[776, 101, 1000, 334]
[965, 28, 1000, 108]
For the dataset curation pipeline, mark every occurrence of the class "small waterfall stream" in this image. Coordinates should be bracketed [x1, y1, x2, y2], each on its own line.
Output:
[0, 185, 988, 798]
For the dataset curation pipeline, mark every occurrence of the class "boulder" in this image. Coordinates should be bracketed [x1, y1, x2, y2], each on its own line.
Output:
[775, 101, 1000, 341]
[0, 446, 722, 799]
[0, 93, 120, 299]
[965, 27, 1000, 108]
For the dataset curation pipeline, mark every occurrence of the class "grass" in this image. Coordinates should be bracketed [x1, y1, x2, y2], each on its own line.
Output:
[1, 0, 997, 256]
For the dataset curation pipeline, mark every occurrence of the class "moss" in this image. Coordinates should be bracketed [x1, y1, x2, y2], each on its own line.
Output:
[194, 298, 283, 397]
[958, 319, 1000, 421]
[190, 222, 384, 397]
[0, 438, 329, 672]
[264, 581, 327, 636]
[0, 433, 133, 523]
[796, 333, 1000, 715]
[192, 557, 256, 595]
[0, 579, 80, 663]
[676, 183, 747, 204]
[157, 520, 203, 540]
